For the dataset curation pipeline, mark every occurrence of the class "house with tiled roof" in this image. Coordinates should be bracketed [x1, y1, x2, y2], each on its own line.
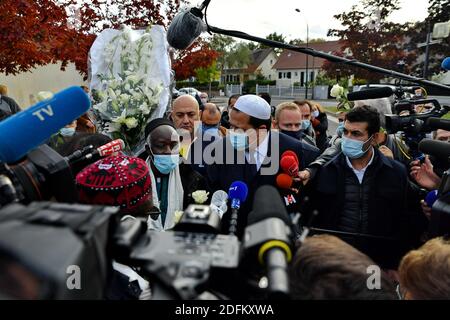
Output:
[221, 48, 278, 84]
[272, 41, 343, 86]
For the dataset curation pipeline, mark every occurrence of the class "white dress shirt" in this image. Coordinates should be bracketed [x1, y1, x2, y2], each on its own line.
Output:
[345, 148, 375, 184]
[246, 133, 270, 171]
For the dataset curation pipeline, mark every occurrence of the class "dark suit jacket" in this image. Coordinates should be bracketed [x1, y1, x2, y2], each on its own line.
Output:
[206, 130, 320, 238]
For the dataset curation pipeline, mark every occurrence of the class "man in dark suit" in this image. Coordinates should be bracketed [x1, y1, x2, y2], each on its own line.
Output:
[206, 95, 320, 238]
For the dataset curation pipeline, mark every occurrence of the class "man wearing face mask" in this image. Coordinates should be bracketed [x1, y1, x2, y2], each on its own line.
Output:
[47, 119, 78, 150]
[273, 102, 317, 147]
[206, 95, 320, 238]
[294, 100, 316, 142]
[308, 105, 416, 269]
[144, 118, 208, 231]
[190, 103, 226, 176]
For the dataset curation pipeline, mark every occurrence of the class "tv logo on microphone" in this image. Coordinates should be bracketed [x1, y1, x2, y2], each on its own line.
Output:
[32, 105, 54, 121]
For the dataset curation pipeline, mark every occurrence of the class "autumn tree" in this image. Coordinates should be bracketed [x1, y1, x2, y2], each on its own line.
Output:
[0, 0, 184, 78]
[322, 0, 415, 83]
[0, 0, 78, 75]
[172, 41, 219, 80]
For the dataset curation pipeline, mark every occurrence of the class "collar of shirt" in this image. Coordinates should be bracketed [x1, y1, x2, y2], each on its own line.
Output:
[345, 148, 375, 184]
[246, 132, 270, 171]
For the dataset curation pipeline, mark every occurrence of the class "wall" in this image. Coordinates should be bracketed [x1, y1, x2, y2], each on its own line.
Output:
[0, 63, 86, 108]
[258, 52, 278, 81]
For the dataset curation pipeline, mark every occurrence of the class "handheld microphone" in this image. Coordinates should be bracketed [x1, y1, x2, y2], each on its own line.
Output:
[0, 86, 90, 163]
[426, 117, 450, 132]
[227, 181, 249, 235]
[280, 150, 299, 177]
[276, 173, 293, 190]
[65, 145, 95, 164]
[442, 57, 450, 71]
[210, 190, 228, 219]
[425, 190, 439, 207]
[347, 87, 394, 101]
[418, 139, 450, 162]
[167, 1, 210, 50]
[84, 139, 125, 160]
[244, 185, 293, 299]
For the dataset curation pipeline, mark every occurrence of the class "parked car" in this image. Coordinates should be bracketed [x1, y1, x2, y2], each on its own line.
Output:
[179, 87, 200, 96]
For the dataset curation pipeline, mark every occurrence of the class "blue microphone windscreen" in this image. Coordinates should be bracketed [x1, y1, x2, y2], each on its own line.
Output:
[228, 181, 249, 202]
[442, 57, 450, 71]
[425, 190, 439, 207]
[0, 86, 90, 163]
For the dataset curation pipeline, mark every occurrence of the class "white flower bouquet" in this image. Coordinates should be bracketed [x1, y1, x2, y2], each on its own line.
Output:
[89, 25, 172, 155]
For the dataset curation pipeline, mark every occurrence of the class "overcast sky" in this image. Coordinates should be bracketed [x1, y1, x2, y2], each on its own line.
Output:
[187, 0, 430, 41]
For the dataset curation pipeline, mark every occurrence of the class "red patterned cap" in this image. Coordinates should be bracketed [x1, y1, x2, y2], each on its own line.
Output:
[76, 154, 152, 213]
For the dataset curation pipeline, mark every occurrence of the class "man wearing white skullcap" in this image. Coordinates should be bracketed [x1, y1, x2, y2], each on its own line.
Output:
[205, 94, 320, 238]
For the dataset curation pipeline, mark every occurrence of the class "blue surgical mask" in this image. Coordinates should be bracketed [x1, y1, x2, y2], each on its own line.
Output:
[341, 136, 373, 159]
[152, 154, 179, 174]
[301, 120, 311, 131]
[201, 123, 219, 132]
[336, 122, 345, 136]
[312, 111, 320, 118]
[229, 131, 248, 151]
[60, 127, 76, 137]
[281, 129, 302, 140]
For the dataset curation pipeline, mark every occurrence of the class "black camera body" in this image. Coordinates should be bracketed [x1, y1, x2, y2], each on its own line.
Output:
[0, 144, 78, 208]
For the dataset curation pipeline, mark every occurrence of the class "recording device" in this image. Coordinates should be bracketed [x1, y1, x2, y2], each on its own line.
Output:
[0, 145, 78, 208]
[280, 151, 299, 177]
[442, 57, 450, 71]
[243, 185, 293, 299]
[228, 181, 248, 235]
[210, 190, 228, 219]
[426, 117, 450, 132]
[419, 139, 450, 163]
[381, 89, 450, 158]
[0, 86, 90, 164]
[0, 182, 299, 300]
[166, 1, 210, 50]
[348, 86, 422, 101]
[0, 86, 92, 208]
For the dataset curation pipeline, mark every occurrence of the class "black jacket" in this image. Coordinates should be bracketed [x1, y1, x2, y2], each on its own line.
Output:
[179, 163, 210, 208]
[206, 131, 320, 238]
[312, 112, 329, 151]
[309, 148, 421, 268]
[0, 95, 21, 114]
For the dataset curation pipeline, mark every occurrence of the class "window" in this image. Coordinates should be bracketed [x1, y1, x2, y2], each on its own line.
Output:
[287, 72, 291, 79]
[269, 75, 271, 80]
[300, 72, 305, 87]
[294, 72, 298, 77]
[310, 71, 315, 83]
[279, 72, 282, 79]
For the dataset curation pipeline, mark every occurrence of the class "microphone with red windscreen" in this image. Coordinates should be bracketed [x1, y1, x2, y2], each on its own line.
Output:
[276, 173, 293, 190]
[280, 150, 299, 177]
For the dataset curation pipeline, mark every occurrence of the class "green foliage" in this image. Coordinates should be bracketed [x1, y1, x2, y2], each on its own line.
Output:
[195, 62, 221, 84]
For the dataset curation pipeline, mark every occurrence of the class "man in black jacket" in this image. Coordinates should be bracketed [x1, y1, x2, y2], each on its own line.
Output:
[309, 105, 421, 269]
[206, 95, 320, 238]
[0, 85, 21, 115]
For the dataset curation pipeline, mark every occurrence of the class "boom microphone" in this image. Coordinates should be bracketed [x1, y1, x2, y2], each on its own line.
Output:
[167, 1, 210, 50]
[442, 57, 450, 71]
[418, 139, 450, 162]
[426, 117, 450, 132]
[0, 86, 90, 163]
[347, 87, 394, 101]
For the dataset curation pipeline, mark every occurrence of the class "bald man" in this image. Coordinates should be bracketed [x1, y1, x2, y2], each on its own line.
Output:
[170, 95, 200, 140]
[200, 103, 226, 137]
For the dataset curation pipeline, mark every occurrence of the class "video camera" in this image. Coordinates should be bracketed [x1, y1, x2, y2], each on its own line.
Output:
[383, 88, 450, 157]
[0, 185, 294, 300]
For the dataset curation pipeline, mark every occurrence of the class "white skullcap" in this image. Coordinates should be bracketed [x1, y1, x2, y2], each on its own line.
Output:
[234, 95, 271, 120]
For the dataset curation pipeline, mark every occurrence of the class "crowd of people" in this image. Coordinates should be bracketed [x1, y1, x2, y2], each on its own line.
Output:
[1, 83, 449, 300]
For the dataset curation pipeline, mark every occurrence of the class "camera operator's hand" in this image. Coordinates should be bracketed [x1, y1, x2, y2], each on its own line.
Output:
[410, 156, 441, 190]
[420, 200, 432, 220]
[378, 145, 394, 159]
